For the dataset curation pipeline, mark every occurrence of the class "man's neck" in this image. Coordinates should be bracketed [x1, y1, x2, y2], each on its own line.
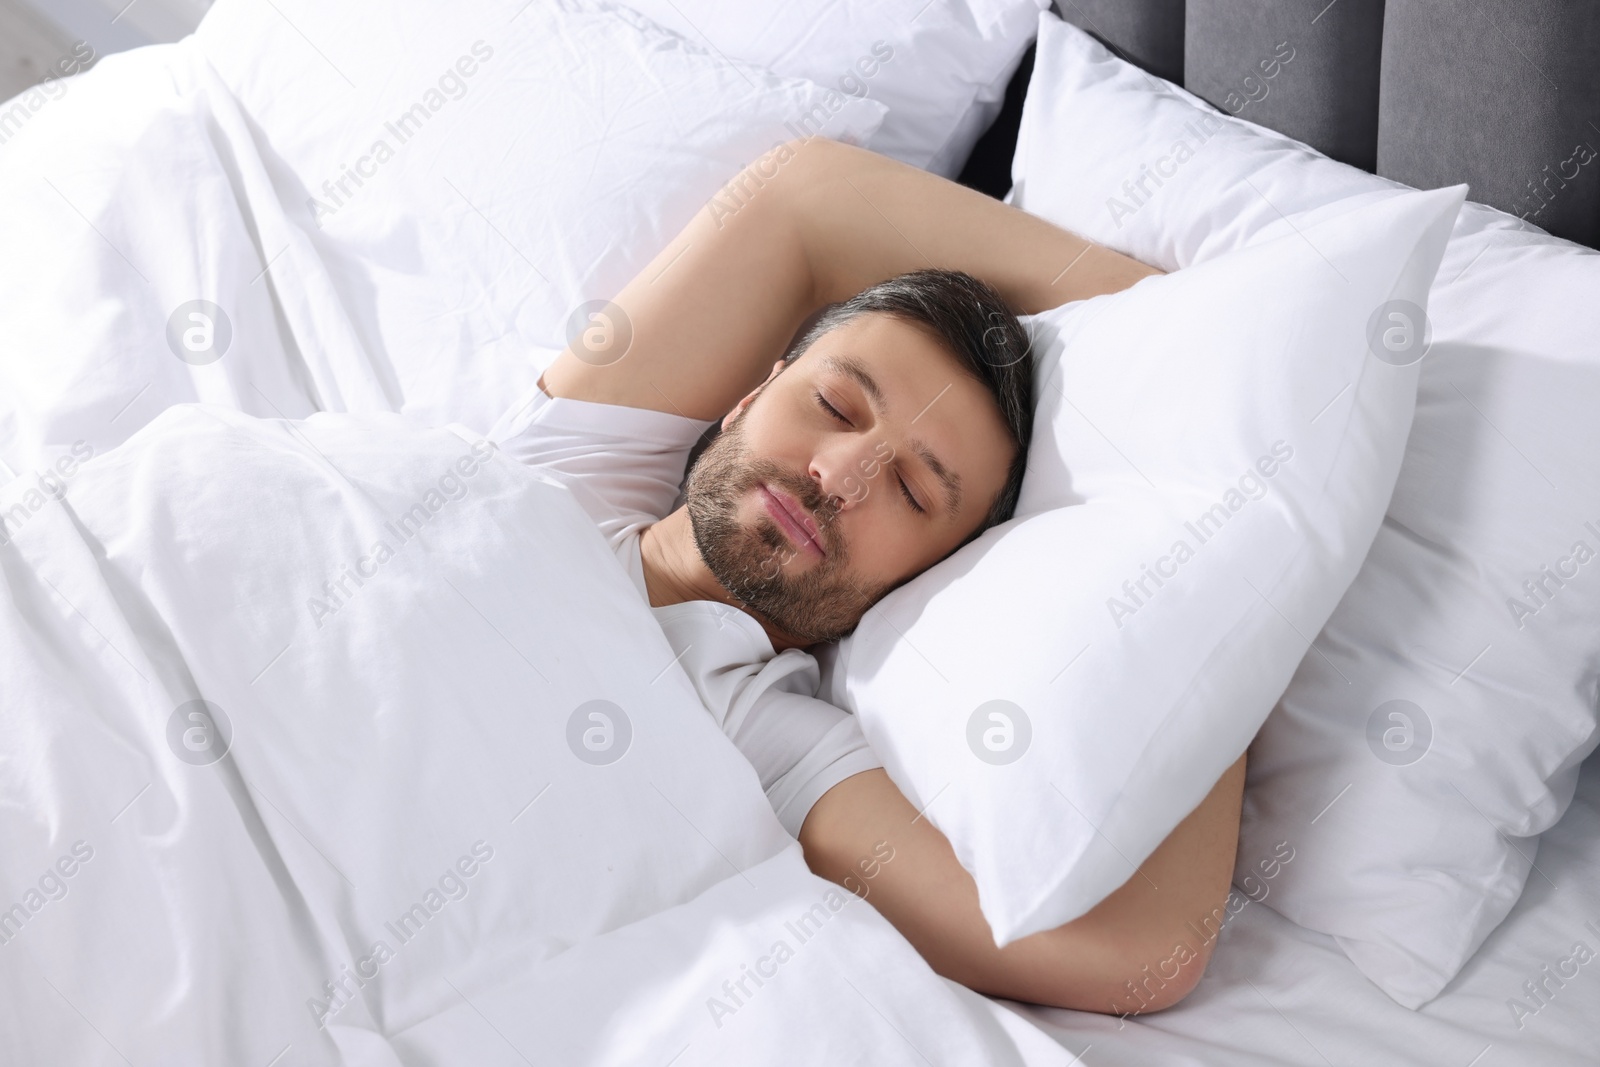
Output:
[639, 508, 811, 652]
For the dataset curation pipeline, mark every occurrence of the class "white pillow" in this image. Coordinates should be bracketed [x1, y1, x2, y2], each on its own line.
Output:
[821, 179, 1464, 946]
[1009, 12, 1402, 272]
[195, 0, 887, 432]
[614, 0, 1048, 176]
[1011, 11, 1600, 1008]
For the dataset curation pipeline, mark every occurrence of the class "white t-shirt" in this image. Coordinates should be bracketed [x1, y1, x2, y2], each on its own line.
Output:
[487, 381, 882, 837]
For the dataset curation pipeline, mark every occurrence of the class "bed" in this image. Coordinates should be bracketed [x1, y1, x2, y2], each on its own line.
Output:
[1, 0, 1596, 1063]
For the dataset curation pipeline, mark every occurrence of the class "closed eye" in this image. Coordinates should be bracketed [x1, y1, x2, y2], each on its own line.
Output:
[898, 475, 926, 514]
[814, 390, 849, 424]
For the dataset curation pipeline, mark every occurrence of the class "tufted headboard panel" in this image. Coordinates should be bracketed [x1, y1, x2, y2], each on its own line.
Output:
[961, 1, 1600, 250]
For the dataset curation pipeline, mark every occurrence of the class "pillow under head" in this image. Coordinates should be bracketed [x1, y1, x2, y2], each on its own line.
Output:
[821, 177, 1464, 947]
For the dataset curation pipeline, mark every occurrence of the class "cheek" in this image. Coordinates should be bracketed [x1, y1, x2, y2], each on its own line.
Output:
[845, 508, 921, 577]
[734, 406, 806, 469]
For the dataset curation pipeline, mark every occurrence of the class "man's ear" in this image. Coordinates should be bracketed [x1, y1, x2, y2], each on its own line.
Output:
[722, 359, 787, 432]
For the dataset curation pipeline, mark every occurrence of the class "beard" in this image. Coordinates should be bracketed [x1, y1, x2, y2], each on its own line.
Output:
[683, 404, 888, 646]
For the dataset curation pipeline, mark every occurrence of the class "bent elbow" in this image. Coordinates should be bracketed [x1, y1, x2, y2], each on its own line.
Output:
[1097, 935, 1215, 1016]
[990, 927, 1216, 1015]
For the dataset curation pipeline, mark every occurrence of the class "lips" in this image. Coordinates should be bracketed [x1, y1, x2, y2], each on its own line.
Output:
[759, 483, 826, 557]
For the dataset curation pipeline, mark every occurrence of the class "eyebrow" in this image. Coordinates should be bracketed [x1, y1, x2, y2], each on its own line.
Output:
[820, 354, 963, 520]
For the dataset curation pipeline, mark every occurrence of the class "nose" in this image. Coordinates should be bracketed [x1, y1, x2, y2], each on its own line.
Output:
[807, 436, 882, 520]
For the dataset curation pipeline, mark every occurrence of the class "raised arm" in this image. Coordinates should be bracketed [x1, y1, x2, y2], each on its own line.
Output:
[799, 754, 1248, 1014]
[538, 136, 1159, 419]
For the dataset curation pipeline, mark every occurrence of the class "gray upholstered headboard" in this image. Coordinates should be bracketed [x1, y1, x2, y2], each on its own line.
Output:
[961, 1, 1600, 251]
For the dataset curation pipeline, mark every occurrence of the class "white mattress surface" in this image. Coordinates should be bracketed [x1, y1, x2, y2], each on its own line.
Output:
[1014, 751, 1600, 1065]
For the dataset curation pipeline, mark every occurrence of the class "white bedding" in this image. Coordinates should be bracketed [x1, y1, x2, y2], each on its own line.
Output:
[0, 402, 1066, 1066]
[0, 24, 1069, 1067]
[3, 3, 1597, 1064]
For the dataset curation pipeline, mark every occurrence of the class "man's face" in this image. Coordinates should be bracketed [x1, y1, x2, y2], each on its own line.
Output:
[683, 312, 1016, 645]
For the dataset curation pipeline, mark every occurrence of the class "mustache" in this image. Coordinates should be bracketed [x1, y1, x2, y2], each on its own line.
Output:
[743, 459, 842, 553]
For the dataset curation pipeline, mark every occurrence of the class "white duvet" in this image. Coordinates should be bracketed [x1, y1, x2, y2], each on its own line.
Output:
[0, 24, 1067, 1067]
[0, 405, 1063, 1064]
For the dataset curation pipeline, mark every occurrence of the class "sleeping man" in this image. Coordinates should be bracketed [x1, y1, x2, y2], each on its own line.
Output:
[488, 136, 1248, 1017]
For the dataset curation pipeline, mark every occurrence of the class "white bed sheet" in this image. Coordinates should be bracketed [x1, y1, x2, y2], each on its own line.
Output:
[1016, 750, 1600, 1065]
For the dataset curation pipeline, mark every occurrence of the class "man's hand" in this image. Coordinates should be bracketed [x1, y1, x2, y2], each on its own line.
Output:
[539, 137, 1159, 419]
[797, 753, 1248, 1014]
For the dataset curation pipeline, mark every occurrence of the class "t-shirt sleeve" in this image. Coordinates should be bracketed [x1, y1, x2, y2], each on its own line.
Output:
[649, 601, 884, 838]
[761, 712, 884, 838]
[487, 380, 880, 834]
[486, 380, 714, 549]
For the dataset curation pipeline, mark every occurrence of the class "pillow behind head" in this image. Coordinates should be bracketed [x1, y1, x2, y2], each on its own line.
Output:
[611, 0, 1049, 176]
[821, 181, 1464, 946]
